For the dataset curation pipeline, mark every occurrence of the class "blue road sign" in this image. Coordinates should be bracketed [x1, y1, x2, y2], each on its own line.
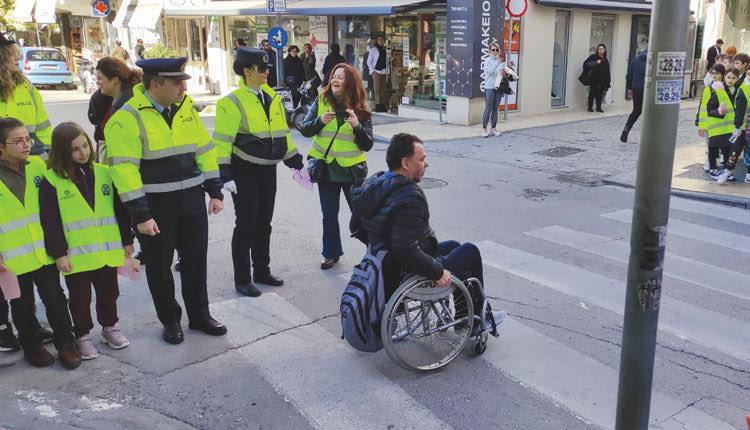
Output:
[92, 0, 111, 17]
[267, 27, 288, 50]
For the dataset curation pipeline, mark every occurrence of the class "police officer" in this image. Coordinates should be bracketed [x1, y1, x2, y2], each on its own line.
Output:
[213, 47, 304, 297]
[104, 57, 227, 344]
[0, 33, 52, 158]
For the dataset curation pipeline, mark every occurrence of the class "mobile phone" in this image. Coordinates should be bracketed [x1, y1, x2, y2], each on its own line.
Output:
[729, 134, 738, 144]
[335, 107, 348, 124]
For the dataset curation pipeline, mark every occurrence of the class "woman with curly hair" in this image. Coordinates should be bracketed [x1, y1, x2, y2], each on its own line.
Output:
[300, 63, 373, 270]
[0, 33, 52, 159]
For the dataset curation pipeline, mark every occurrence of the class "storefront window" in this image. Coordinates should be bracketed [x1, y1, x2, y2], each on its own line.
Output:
[335, 17, 373, 78]
[552, 10, 569, 107]
[590, 14, 615, 55]
[629, 15, 649, 61]
[385, 15, 439, 110]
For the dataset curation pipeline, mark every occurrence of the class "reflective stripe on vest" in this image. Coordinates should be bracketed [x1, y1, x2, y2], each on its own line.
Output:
[707, 89, 735, 138]
[0, 158, 52, 274]
[310, 97, 366, 167]
[698, 87, 711, 130]
[45, 163, 125, 275]
[118, 104, 206, 193]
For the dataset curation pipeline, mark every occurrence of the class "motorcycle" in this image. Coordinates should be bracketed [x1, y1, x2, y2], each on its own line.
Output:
[291, 75, 321, 132]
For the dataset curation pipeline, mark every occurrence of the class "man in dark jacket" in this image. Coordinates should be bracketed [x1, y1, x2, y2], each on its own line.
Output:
[621, 49, 647, 143]
[350, 133, 490, 304]
[706, 39, 723, 71]
[262, 39, 278, 87]
[322, 44, 346, 87]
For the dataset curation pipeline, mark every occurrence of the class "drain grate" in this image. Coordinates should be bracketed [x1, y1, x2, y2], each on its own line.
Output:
[534, 146, 586, 158]
[676, 163, 749, 180]
[420, 178, 448, 189]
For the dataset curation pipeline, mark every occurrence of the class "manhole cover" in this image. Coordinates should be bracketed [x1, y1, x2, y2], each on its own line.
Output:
[421, 178, 448, 189]
[534, 146, 586, 158]
[676, 163, 748, 180]
[554, 171, 607, 187]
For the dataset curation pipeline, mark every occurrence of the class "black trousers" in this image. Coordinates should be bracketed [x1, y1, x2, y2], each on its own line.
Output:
[724, 134, 747, 171]
[0, 289, 42, 333]
[231, 161, 277, 285]
[625, 88, 644, 130]
[588, 85, 605, 109]
[10, 264, 74, 349]
[138, 186, 211, 325]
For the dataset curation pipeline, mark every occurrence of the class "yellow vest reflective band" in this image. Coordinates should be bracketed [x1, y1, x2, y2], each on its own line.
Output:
[44, 163, 124, 275]
[698, 86, 711, 131]
[0, 157, 53, 275]
[104, 83, 219, 203]
[0, 82, 52, 159]
[309, 96, 366, 168]
[707, 89, 735, 138]
[213, 81, 298, 166]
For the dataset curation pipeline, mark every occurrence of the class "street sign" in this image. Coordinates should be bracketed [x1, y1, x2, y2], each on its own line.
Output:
[267, 0, 286, 13]
[91, 0, 111, 17]
[506, 0, 527, 17]
[267, 27, 288, 49]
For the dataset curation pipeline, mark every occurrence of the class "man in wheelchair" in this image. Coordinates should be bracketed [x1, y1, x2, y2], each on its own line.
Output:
[350, 133, 504, 333]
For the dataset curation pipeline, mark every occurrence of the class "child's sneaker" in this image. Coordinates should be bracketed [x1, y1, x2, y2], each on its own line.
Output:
[716, 169, 731, 184]
[703, 161, 711, 172]
[490, 128, 501, 136]
[481, 129, 489, 138]
[76, 335, 98, 360]
[709, 168, 723, 178]
[101, 326, 129, 349]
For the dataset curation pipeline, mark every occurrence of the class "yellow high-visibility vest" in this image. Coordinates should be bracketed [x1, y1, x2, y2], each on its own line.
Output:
[308, 96, 366, 167]
[707, 89, 735, 138]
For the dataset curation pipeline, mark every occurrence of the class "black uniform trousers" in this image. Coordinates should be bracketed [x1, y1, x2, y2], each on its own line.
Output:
[625, 87, 644, 130]
[10, 264, 75, 349]
[230, 159, 277, 285]
[138, 186, 210, 325]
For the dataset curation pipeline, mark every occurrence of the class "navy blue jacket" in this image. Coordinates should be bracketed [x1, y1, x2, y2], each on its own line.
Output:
[626, 51, 648, 91]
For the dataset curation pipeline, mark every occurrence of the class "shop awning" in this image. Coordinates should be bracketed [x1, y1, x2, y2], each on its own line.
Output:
[113, 0, 163, 29]
[164, 0, 437, 16]
[535, 0, 652, 12]
[12, 0, 35, 23]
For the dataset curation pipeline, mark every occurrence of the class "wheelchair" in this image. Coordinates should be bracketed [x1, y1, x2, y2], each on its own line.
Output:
[380, 274, 504, 372]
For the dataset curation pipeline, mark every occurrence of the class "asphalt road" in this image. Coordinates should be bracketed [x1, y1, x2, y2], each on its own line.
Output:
[1, 90, 747, 430]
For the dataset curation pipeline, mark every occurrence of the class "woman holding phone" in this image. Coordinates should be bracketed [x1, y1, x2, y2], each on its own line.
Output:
[300, 63, 373, 270]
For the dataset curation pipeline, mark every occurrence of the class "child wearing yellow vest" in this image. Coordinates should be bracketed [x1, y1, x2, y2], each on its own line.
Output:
[39, 122, 134, 360]
[697, 64, 725, 171]
[0, 118, 81, 369]
[706, 68, 741, 184]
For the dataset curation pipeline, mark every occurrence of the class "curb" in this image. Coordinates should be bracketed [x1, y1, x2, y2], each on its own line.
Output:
[603, 179, 750, 209]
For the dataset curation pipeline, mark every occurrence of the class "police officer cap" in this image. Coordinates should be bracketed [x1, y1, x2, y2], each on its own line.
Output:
[234, 47, 270, 72]
[135, 57, 191, 81]
[0, 33, 16, 46]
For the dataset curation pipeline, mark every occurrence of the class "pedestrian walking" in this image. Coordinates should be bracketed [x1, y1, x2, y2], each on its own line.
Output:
[366, 35, 388, 112]
[40, 122, 134, 360]
[284, 45, 305, 106]
[261, 39, 277, 88]
[300, 63, 373, 270]
[698, 64, 726, 171]
[0, 117, 81, 369]
[300, 43, 318, 82]
[90, 56, 142, 162]
[104, 57, 227, 344]
[0, 33, 52, 158]
[580, 44, 611, 113]
[620, 48, 648, 143]
[481, 42, 505, 138]
[134, 39, 145, 61]
[322, 44, 346, 88]
[110, 41, 130, 63]
[706, 39, 723, 71]
[213, 47, 304, 297]
[707, 68, 740, 184]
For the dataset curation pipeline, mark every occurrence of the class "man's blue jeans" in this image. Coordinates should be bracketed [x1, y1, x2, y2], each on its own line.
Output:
[437, 240, 484, 285]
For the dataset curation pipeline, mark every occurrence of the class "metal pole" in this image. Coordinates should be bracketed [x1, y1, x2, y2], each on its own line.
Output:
[614, 0, 689, 428]
[275, 14, 282, 89]
[502, 18, 512, 121]
[437, 38, 446, 125]
[35, 23, 42, 47]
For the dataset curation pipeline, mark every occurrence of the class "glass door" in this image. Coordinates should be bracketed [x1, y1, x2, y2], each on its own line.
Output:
[590, 14, 615, 55]
[551, 10, 569, 107]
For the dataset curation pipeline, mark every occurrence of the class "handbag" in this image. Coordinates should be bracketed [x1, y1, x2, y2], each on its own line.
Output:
[307, 128, 339, 183]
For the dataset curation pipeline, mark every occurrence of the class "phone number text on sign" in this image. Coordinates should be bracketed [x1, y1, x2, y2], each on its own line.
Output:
[655, 80, 682, 104]
[656, 51, 686, 77]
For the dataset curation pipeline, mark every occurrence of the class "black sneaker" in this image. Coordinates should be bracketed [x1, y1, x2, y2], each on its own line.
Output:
[0, 324, 20, 352]
[620, 128, 629, 143]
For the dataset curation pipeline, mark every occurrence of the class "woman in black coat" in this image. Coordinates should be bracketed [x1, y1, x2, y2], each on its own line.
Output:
[284, 45, 305, 105]
[582, 44, 611, 112]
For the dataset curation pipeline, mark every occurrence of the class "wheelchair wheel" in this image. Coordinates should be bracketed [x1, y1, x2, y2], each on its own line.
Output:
[381, 274, 474, 372]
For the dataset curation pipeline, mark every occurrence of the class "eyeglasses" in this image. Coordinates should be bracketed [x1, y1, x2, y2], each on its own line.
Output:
[251, 64, 268, 73]
[491, 48, 499, 52]
[4, 136, 31, 147]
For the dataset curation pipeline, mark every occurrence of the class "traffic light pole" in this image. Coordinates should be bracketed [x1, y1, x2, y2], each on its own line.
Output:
[614, 0, 690, 428]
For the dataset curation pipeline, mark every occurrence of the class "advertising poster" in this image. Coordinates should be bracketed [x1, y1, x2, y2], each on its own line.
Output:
[434, 13, 447, 99]
[446, 0, 505, 98]
[499, 16, 520, 111]
[309, 16, 328, 77]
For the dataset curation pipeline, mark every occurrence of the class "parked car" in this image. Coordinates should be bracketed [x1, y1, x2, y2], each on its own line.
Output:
[19, 47, 75, 89]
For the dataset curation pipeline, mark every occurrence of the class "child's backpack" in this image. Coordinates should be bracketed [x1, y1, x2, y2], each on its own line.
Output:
[340, 243, 388, 352]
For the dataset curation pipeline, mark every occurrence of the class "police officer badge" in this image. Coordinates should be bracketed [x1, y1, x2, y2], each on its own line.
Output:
[34, 176, 42, 188]
[101, 184, 111, 196]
